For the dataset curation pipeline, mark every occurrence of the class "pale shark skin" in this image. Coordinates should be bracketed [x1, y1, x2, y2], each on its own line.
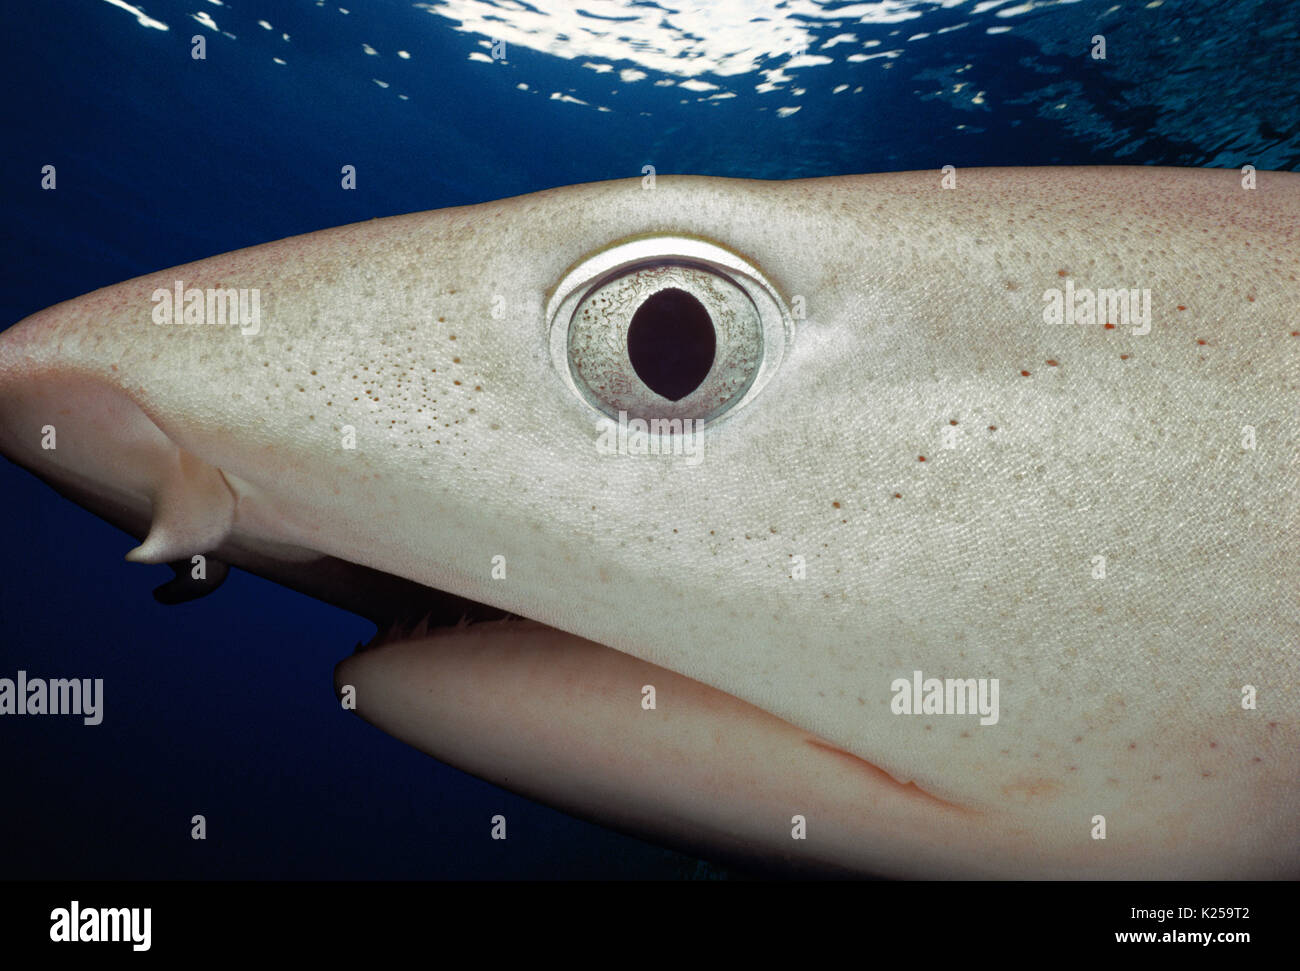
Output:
[0, 168, 1296, 878]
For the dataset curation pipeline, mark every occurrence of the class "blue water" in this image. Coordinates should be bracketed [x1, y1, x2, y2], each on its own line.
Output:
[1, 0, 1297, 879]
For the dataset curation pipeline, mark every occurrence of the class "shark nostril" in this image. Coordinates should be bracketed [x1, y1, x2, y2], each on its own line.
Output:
[626, 288, 716, 401]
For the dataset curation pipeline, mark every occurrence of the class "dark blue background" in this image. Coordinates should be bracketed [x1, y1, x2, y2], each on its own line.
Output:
[1, 0, 1297, 878]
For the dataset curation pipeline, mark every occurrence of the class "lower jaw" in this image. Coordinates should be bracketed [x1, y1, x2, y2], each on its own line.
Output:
[334, 617, 996, 879]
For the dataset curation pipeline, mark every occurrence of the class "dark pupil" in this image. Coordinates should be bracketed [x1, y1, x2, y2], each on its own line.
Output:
[626, 287, 716, 402]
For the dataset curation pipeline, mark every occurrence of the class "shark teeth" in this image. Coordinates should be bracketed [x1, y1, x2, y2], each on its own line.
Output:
[360, 612, 508, 653]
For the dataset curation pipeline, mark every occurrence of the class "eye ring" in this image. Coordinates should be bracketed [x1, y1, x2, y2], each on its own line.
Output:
[546, 236, 793, 425]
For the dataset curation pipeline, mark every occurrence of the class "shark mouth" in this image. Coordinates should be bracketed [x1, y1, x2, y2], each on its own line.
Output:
[0, 368, 979, 878]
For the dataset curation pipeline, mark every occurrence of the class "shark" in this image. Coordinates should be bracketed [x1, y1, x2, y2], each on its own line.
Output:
[0, 167, 1296, 878]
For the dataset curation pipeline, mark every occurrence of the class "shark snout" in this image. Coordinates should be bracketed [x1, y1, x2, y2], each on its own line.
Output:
[0, 287, 321, 579]
[0, 308, 230, 561]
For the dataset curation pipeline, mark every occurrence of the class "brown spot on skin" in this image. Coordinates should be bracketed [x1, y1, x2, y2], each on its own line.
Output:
[1001, 778, 1064, 805]
[804, 739, 974, 813]
[1046, 359, 1058, 367]
[1020, 370, 1031, 377]
[1103, 322, 1116, 330]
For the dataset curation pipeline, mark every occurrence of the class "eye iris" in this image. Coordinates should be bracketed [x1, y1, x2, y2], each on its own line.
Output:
[552, 242, 788, 426]
[626, 288, 716, 402]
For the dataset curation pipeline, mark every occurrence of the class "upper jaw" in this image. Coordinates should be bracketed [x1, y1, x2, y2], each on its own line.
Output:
[0, 365, 504, 633]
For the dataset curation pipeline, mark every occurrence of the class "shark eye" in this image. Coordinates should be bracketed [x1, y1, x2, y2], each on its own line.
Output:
[547, 237, 792, 424]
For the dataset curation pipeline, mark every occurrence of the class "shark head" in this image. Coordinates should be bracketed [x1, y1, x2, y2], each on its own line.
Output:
[1, 168, 1297, 878]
